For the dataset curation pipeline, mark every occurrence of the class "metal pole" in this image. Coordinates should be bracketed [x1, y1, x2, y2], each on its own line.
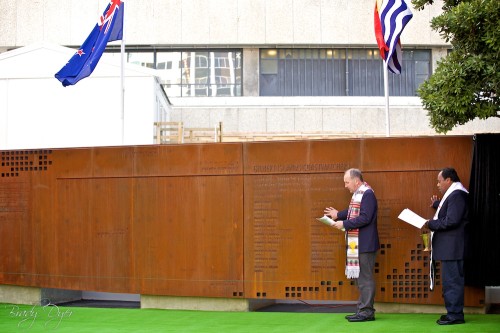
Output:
[120, 38, 125, 144]
[384, 61, 390, 137]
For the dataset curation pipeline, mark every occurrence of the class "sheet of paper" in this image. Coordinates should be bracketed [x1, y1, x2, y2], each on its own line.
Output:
[398, 208, 427, 229]
[316, 215, 334, 226]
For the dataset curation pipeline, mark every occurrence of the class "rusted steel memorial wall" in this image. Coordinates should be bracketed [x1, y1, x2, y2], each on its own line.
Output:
[0, 136, 484, 306]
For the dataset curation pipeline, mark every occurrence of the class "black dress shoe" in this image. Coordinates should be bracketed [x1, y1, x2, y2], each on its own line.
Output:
[345, 313, 358, 320]
[347, 314, 375, 322]
[436, 316, 465, 325]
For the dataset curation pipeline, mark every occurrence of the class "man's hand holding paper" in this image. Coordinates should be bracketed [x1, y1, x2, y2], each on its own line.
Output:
[398, 208, 428, 229]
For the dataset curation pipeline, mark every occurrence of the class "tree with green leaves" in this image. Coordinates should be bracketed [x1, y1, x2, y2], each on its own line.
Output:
[411, 0, 499, 133]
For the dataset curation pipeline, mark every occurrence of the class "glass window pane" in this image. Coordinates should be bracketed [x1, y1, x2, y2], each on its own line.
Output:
[260, 74, 279, 96]
[210, 51, 242, 96]
[179, 51, 210, 96]
[261, 49, 278, 59]
[128, 52, 154, 68]
[156, 52, 182, 97]
[388, 49, 431, 96]
[181, 84, 194, 97]
[261, 59, 278, 74]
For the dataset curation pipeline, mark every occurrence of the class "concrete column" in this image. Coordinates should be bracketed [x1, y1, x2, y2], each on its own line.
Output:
[242, 48, 260, 96]
[431, 47, 450, 73]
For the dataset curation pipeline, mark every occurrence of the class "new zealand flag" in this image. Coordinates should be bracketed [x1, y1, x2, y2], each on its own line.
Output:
[55, 0, 124, 87]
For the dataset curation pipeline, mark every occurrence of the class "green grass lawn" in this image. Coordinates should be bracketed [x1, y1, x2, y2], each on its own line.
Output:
[1, 303, 499, 333]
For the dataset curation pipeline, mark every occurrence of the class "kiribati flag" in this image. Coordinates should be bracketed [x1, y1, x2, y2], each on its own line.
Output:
[55, 0, 124, 87]
[374, 0, 413, 74]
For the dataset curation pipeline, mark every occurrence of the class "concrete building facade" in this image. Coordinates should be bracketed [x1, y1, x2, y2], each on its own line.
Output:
[0, 0, 498, 137]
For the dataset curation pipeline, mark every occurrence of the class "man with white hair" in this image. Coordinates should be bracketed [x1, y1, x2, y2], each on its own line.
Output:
[324, 168, 379, 322]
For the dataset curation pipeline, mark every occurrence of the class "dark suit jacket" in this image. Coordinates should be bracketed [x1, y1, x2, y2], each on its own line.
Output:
[338, 189, 380, 253]
[428, 189, 468, 261]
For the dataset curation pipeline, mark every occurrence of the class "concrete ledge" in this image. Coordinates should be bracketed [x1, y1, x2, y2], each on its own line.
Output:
[169, 96, 423, 108]
[141, 295, 275, 312]
[375, 302, 485, 314]
[0, 285, 41, 305]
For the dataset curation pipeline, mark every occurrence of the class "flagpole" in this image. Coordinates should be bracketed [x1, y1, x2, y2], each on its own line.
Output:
[383, 61, 390, 137]
[120, 38, 125, 144]
[120, 8, 125, 145]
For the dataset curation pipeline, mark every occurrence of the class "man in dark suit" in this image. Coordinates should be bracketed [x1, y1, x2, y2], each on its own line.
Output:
[425, 167, 469, 325]
[324, 168, 379, 322]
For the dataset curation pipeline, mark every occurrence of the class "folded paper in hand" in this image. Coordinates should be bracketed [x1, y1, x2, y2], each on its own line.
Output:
[316, 215, 345, 231]
[316, 215, 334, 226]
[398, 208, 427, 229]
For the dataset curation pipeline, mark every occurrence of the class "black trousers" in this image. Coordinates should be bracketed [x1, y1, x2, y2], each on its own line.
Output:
[441, 260, 465, 320]
[357, 251, 377, 316]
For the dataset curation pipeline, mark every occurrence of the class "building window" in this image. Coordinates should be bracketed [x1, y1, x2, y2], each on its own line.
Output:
[170, 50, 242, 97]
[259, 48, 430, 96]
[108, 49, 242, 97]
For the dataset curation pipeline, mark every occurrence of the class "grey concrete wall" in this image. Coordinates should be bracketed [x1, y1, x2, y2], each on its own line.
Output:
[0, 0, 446, 48]
[168, 96, 500, 137]
[141, 295, 274, 312]
[0, 286, 84, 305]
[0, 285, 41, 305]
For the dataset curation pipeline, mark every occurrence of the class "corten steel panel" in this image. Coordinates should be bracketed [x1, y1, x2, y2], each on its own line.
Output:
[56, 177, 135, 292]
[0, 144, 244, 297]
[132, 175, 244, 296]
[0, 176, 30, 284]
[131, 144, 242, 177]
[52, 148, 98, 178]
[0, 149, 55, 287]
[243, 137, 483, 306]
[358, 136, 473, 177]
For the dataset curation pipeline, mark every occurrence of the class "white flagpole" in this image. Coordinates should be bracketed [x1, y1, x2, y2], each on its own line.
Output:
[120, 8, 125, 145]
[120, 38, 125, 144]
[383, 61, 390, 137]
